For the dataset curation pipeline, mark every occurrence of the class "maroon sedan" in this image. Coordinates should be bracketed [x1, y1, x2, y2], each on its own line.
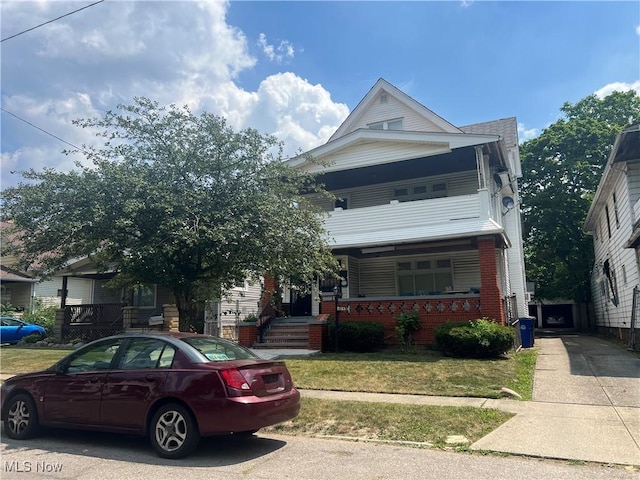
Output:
[1, 332, 300, 458]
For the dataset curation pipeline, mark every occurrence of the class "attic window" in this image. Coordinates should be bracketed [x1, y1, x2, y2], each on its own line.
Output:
[368, 118, 403, 131]
[380, 94, 388, 103]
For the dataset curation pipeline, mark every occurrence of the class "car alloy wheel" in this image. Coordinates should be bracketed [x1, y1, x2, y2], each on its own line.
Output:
[150, 404, 199, 459]
[4, 393, 40, 440]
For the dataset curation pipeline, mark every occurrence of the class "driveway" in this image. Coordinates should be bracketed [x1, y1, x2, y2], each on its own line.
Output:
[471, 333, 640, 465]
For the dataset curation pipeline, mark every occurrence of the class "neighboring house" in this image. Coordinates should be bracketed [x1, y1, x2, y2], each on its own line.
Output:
[281, 78, 528, 346]
[0, 265, 36, 312]
[2, 224, 262, 340]
[584, 123, 640, 348]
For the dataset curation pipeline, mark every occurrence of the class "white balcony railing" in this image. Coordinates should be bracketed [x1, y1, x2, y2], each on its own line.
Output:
[323, 192, 499, 248]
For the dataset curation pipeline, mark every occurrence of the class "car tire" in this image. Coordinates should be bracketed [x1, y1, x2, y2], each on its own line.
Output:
[149, 403, 200, 459]
[3, 393, 40, 440]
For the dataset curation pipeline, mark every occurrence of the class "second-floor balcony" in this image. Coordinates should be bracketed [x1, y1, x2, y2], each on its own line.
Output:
[323, 191, 503, 249]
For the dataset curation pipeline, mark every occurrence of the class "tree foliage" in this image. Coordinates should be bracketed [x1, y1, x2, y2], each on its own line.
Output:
[2, 98, 338, 330]
[520, 90, 640, 302]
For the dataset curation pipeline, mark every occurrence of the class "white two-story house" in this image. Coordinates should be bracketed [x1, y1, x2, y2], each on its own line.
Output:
[283, 79, 528, 346]
[584, 123, 640, 348]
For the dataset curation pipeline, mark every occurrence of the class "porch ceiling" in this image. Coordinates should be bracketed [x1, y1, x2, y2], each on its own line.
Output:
[318, 146, 478, 190]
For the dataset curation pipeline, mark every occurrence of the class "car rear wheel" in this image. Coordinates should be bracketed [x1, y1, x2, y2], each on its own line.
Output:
[4, 393, 40, 440]
[149, 403, 200, 459]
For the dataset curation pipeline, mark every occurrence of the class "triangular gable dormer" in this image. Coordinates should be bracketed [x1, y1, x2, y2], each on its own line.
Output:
[328, 78, 461, 142]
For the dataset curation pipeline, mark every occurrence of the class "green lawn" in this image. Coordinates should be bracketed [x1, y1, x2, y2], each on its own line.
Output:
[0, 346, 536, 446]
[285, 349, 537, 400]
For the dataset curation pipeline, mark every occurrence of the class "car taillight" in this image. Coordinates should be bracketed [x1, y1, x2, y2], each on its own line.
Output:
[220, 368, 251, 396]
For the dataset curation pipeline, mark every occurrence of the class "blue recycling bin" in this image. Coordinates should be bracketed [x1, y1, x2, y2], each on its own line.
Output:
[519, 316, 535, 348]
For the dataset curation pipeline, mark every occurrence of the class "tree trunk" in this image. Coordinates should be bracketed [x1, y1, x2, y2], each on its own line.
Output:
[174, 291, 201, 332]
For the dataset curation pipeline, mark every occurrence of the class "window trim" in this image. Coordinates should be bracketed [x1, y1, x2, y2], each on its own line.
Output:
[368, 118, 404, 131]
[396, 257, 453, 296]
[392, 182, 448, 201]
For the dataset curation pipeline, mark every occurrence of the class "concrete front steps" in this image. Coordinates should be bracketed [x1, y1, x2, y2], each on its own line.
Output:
[253, 316, 311, 349]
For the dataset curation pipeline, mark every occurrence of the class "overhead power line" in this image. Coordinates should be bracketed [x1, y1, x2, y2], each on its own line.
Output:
[1, 0, 106, 43]
[1, 107, 89, 154]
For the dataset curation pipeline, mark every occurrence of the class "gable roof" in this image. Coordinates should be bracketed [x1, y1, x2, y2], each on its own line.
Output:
[328, 78, 461, 142]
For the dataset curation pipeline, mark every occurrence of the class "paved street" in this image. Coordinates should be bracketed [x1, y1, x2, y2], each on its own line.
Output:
[1, 429, 637, 480]
[1, 333, 639, 478]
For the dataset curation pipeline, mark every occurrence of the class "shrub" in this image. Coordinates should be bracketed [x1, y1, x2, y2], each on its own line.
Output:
[21, 298, 58, 337]
[395, 311, 421, 348]
[327, 320, 385, 352]
[435, 318, 515, 358]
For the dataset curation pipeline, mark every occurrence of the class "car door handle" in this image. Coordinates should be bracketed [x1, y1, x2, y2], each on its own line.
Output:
[145, 374, 157, 382]
[88, 376, 100, 383]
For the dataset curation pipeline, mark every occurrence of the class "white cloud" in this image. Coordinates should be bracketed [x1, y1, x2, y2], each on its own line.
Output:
[636, 25, 640, 36]
[0, 1, 349, 188]
[594, 81, 640, 99]
[518, 122, 539, 143]
[258, 33, 296, 64]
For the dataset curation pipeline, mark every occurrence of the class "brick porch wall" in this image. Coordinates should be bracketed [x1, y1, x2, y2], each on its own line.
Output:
[321, 295, 483, 345]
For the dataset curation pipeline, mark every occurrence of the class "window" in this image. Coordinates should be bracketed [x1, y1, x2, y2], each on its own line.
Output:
[602, 259, 619, 306]
[613, 192, 620, 228]
[65, 339, 124, 373]
[118, 338, 176, 370]
[126, 284, 156, 308]
[368, 118, 403, 130]
[397, 258, 453, 296]
[335, 197, 348, 210]
[393, 182, 448, 201]
[605, 207, 612, 238]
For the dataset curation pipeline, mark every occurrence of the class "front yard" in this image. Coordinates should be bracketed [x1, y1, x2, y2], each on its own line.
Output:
[0, 346, 536, 447]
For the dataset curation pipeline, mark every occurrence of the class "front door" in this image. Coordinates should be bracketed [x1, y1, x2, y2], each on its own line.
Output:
[290, 291, 312, 316]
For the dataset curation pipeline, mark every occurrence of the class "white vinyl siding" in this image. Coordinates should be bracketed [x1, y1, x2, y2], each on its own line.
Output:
[354, 251, 480, 298]
[590, 163, 639, 329]
[219, 281, 262, 324]
[34, 277, 93, 306]
[348, 92, 450, 135]
[311, 170, 478, 212]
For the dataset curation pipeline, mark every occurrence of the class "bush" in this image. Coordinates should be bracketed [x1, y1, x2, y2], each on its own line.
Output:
[327, 320, 386, 352]
[435, 318, 515, 358]
[395, 310, 421, 348]
[21, 298, 58, 337]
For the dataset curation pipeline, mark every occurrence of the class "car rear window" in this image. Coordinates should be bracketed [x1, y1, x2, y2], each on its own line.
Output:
[182, 337, 259, 362]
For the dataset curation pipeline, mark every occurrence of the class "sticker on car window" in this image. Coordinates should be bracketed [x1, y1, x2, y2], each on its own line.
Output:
[206, 353, 229, 361]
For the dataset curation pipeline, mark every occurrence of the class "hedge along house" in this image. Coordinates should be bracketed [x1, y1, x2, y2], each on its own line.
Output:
[584, 124, 640, 349]
[247, 79, 529, 349]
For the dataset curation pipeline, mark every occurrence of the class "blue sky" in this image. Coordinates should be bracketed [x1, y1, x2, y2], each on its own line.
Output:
[1, 1, 639, 189]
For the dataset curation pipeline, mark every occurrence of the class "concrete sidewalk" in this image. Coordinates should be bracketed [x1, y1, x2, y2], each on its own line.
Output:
[301, 333, 640, 466]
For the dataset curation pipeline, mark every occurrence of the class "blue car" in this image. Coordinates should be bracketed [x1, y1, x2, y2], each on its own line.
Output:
[0, 316, 46, 345]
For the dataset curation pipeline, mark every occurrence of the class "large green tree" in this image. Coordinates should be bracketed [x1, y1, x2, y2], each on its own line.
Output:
[2, 98, 337, 331]
[520, 90, 640, 303]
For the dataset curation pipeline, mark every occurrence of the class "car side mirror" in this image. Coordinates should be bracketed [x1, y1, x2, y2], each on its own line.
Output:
[53, 363, 67, 375]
